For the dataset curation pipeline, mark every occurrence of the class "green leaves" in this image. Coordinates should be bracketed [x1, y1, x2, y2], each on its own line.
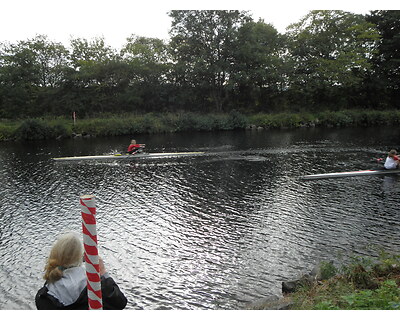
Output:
[338, 281, 400, 310]
[0, 10, 398, 119]
[285, 10, 380, 109]
[168, 10, 253, 111]
[287, 10, 379, 86]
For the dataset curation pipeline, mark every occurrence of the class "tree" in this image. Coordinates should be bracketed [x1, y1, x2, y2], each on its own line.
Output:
[0, 35, 70, 117]
[168, 10, 252, 112]
[230, 20, 285, 112]
[366, 10, 400, 108]
[120, 35, 171, 112]
[285, 10, 379, 110]
[65, 37, 127, 115]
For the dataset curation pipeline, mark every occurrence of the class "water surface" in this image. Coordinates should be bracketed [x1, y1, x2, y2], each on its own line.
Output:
[0, 127, 399, 309]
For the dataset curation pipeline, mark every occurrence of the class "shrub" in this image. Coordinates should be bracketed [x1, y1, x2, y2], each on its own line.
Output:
[339, 280, 400, 310]
[176, 113, 197, 131]
[316, 111, 353, 127]
[319, 261, 338, 280]
[51, 122, 70, 138]
[0, 123, 16, 141]
[248, 113, 273, 128]
[227, 110, 247, 129]
[13, 119, 52, 140]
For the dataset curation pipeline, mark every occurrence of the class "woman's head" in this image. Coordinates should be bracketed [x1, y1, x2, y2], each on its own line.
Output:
[389, 149, 397, 157]
[43, 232, 83, 283]
[130, 139, 136, 144]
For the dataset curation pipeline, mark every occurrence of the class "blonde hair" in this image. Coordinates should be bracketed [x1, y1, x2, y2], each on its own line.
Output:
[130, 139, 136, 144]
[389, 149, 397, 157]
[43, 232, 83, 283]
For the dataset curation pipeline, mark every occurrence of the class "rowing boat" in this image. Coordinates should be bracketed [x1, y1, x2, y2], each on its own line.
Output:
[302, 168, 400, 180]
[53, 152, 205, 161]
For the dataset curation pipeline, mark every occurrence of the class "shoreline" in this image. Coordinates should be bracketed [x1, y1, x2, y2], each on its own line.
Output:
[246, 253, 400, 310]
[1, 109, 400, 142]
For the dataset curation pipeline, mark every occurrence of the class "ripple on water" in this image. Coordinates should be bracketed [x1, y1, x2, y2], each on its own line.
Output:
[1, 130, 400, 309]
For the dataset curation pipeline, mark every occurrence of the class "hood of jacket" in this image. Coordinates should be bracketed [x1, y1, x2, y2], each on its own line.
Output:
[46, 266, 87, 306]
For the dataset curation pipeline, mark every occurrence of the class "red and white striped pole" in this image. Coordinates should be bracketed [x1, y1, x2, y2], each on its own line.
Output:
[80, 195, 103, 310]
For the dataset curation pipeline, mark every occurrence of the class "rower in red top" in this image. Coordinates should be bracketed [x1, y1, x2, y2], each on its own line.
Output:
[127, 139, 145, 155]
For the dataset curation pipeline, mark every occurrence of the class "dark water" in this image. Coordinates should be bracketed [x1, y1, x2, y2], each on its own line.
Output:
[0, 127, 399, 310]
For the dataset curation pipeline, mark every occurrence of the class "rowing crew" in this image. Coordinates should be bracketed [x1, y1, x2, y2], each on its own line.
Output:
[127, 139, 145, 155]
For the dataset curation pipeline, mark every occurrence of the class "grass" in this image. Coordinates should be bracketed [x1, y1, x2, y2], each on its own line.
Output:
[1, 109, 400, 141]
[288, 252, 400, 310]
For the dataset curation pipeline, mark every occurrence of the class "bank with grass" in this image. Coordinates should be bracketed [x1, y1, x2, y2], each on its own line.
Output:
[1, 109, 400, 142]
[247, 251, 400, 310]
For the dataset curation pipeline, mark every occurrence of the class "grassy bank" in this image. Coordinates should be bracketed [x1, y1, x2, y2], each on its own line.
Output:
[288, 252, 400, 310]
[1, 109, 400, 141]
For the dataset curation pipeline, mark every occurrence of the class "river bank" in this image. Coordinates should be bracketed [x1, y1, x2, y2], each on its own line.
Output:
[1, 109, 400, 142]
[247, 252, 400, 310]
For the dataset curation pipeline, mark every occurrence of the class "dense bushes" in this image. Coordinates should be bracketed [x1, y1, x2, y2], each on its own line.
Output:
[71, 112, 249, 137]
[7, 119, 70, 141]
[0, 122, 17, 141]
[1, 109, 400, 141]
[249, 110, 400, 129]
[13, 119, 53, 140]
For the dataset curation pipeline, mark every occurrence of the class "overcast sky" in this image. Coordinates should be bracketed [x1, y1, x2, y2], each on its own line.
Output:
[1, 0, 397, 49]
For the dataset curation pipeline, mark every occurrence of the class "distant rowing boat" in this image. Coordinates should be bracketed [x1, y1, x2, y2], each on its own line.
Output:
[302, 168, 400, 180]
[53, 151, 205, 161]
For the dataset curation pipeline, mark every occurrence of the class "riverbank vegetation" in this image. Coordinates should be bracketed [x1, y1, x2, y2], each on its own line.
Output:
[2, 109, 400, 141]
[0, 10, 399, 123]
[287, 252, 400, 310]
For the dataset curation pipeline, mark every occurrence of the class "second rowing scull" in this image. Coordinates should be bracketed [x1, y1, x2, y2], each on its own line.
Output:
[302, 168, 400, 180]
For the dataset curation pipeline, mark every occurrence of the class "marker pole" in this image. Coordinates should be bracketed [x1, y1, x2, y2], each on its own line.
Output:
[80, 195, 103, 310]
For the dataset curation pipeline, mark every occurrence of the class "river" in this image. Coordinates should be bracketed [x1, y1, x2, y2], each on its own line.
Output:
[0, 127, 399, 309]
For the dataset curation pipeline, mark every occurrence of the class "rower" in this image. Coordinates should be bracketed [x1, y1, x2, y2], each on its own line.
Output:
[127, 139, 145, 155]
[384, 149, 400, 170]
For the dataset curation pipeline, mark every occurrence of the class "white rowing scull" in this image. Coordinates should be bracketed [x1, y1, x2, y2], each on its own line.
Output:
[53, 152, 205, 161]
[302, 168, 400, 180]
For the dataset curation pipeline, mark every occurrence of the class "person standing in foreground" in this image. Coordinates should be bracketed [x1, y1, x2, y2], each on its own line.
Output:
[35, 232, 127, 309]
[127, 139, 145, 155]
[384, 149, 400, 170]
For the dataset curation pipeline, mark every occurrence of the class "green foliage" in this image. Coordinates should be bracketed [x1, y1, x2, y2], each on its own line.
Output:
[289, 252, 400, 310]
[2, 110, 400, 141]
[168, 10, 253, 112]
[11, 118, 72, 141]
[367, 11, 400, 107]
[0, 10, 399, 117]
[286, 10, 380, 109]
[339, 280, 400, 310]
[248, 112, 317, 128]
[372, 251, 400, 277]
[71, 112, 248, 136]
[314, 301, 340, 310]
[319, 261, 338, 280]
[231, 20, 285, 109]
[228, 110, 248, 129]
[316, 111, 354, 127]
[0, 122, 17, 141]
[51, 122, 70, 138]
[339, 255, 379, 290]
[13, 119, 52, 140]
[74, 117, 133, 136]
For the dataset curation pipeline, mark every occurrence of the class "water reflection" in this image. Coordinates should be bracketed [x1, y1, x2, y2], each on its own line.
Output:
[0, 128, 400, 309]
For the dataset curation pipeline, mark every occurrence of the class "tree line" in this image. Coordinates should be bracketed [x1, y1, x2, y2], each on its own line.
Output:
[0, 10, 399, 120]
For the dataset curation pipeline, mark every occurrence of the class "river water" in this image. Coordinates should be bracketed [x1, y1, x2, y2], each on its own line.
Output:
[0, 127, 399, 310]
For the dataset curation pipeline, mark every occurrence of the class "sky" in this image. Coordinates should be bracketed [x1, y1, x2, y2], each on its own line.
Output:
[1, 0, 398, 50]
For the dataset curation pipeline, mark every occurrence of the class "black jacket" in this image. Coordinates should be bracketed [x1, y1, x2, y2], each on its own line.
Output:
[35, 276, 127, 310]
